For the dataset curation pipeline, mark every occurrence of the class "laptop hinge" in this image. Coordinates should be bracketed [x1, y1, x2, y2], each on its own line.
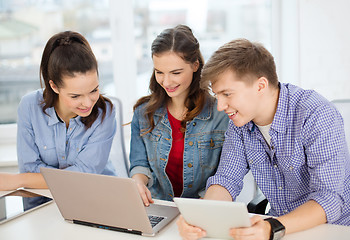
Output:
[72, 220, 142, 235]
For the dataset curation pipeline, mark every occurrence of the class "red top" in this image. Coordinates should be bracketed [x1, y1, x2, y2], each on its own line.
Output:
[166, 108, 184, 197]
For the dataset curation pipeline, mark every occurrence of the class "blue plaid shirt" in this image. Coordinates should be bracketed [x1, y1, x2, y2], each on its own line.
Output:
[207, 83, 350, 225]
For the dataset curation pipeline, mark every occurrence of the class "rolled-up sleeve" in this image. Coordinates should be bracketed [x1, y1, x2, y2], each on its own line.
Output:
[304, 104, 348, 223]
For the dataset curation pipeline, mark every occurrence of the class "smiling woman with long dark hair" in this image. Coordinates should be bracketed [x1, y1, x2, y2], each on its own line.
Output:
[129, 25, 229, 205]
[0, 31, 116, 190]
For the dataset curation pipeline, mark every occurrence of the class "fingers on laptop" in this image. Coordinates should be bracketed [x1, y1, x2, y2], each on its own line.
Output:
[136, 181, 154, 206]
[177, 215, 206, 240]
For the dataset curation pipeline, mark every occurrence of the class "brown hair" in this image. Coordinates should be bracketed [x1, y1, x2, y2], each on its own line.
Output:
[134, 25, 208, 134]
[40, 31, 112, 128]
[201, 38, 278, 90]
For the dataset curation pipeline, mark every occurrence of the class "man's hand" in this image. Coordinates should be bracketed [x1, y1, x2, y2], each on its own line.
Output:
[229, 215, 271, 240]
[177, 215, 206, 240]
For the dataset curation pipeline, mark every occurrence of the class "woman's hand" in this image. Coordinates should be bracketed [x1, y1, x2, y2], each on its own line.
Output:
[176, 215, 206, 240]
[132, 173, 154, 206]
[0, 173, 19, 191]
[229, 215, 271, 240]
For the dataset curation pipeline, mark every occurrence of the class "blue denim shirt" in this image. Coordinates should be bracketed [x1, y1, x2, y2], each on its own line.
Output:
[129, 96, 229, 201]
[17, 89, 116, 175]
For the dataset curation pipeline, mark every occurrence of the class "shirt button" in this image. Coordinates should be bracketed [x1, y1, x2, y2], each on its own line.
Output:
[69, 128, 72, 131]
[189, 141, 194, 146]
[43, 146, 47, 150]
[193, 122, 196, 126]
[62, 156, 65, 159]
[274, 164, 278, 168]
[188, 163, 193, 168]
[289, 166, 294, 171]
[283, 210, 288, 214]
[278, 186, 283, 190]
[249, 160, 253, 164]
[271, 146, 275, 150]
[188, 184, 193, 188]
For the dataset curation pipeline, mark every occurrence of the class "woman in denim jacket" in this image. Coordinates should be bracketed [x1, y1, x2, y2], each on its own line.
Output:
[130, 25, 229, 205]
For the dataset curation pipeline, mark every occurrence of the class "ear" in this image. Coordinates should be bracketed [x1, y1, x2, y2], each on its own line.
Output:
[257, 77, 268, 93]
[192, 60, 200, 72]
[49, 80, 59, 94]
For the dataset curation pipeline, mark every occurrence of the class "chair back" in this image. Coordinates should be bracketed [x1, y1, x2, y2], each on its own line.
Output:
[332, 99, 350, 150]
[108, 96, 129, 178]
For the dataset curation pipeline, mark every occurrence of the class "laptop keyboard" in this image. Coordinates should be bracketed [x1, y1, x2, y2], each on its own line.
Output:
[148, 215, 165, 228]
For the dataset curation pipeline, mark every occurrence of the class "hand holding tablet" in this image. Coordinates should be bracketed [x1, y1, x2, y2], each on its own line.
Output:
[174, 197, 251, 239]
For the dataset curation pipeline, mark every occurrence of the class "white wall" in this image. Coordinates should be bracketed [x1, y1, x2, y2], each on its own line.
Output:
[299, 0, 350, 100]
[277, 0, 350, 101]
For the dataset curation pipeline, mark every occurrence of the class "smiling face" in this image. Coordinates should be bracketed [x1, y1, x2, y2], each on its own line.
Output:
[49, 70, 100, 122]
[153, 51, 199, 102]
[212, 70, 269, 127]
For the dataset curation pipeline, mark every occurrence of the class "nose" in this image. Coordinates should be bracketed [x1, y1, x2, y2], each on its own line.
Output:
[216, 96, 227, 112]
[162, 74, 172, 86]
[81, 96, 93, 108]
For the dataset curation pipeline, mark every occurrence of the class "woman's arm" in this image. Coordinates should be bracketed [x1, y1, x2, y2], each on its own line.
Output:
[0, 172, 47, 190]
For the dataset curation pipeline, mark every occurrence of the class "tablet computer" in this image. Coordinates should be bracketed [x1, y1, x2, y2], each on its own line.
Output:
[174, 197, 251, 239]
[0, 189, 53, 224]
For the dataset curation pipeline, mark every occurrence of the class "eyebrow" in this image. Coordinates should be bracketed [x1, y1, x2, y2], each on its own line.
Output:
[154, 68, 184, 73]
[68, 85, 99, 96]
[213, 89, 233, 95]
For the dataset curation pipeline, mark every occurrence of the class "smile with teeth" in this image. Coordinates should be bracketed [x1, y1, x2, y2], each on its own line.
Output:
[227, 111, 237, 116]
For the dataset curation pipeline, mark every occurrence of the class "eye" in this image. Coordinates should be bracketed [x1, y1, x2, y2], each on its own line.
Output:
[172, 72, 181, 75]
[223, 93, 231, 97]
[71, 95, 79, 99]
[91, 88, 98, 93]
[155, 71, 163, 75]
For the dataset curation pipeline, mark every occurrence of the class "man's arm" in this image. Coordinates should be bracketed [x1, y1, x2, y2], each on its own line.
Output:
[277, 200, 327, 234]
[229, 200, 327, 240]
[204, 184, 233, 201]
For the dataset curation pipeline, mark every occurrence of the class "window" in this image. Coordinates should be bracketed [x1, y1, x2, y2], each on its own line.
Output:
[0, 0, 272, 125]
[0, 0, 272, 165]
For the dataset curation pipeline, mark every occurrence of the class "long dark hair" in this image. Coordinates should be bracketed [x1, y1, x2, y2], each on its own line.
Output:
[40, 31, 112, 128]
[134, 25, 208, 134]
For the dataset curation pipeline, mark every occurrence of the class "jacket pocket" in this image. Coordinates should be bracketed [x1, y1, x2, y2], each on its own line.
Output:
[198, 132, 225, 170]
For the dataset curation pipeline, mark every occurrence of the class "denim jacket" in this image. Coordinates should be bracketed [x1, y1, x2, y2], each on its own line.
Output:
[129, 96, 229, 201]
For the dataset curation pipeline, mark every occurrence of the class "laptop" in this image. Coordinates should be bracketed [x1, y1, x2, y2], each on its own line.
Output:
[41, 168, 179, 236]
[174, 197, 251, 239]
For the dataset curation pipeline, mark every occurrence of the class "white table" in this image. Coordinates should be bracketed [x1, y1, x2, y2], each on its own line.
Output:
[1, 189, 350, 240]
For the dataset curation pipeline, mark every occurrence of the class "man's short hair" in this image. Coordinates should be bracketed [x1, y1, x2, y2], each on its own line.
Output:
[201, 38, 278, 90]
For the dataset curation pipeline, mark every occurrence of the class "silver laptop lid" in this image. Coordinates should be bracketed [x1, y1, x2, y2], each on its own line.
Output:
[41, 168, 155, 234]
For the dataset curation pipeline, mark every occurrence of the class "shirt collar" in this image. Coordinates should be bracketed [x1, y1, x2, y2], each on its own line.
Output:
[270, 83, 288, 134]
[47, 107, 61, 126]
[46, 106, 84, 127]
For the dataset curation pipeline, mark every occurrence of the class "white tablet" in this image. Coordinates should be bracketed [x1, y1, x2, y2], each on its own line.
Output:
[0, 189, 53, 224]
[174, 197, 251, 239]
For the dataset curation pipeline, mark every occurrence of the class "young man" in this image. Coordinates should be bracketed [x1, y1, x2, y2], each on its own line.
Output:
[177, 39, 350, 240]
